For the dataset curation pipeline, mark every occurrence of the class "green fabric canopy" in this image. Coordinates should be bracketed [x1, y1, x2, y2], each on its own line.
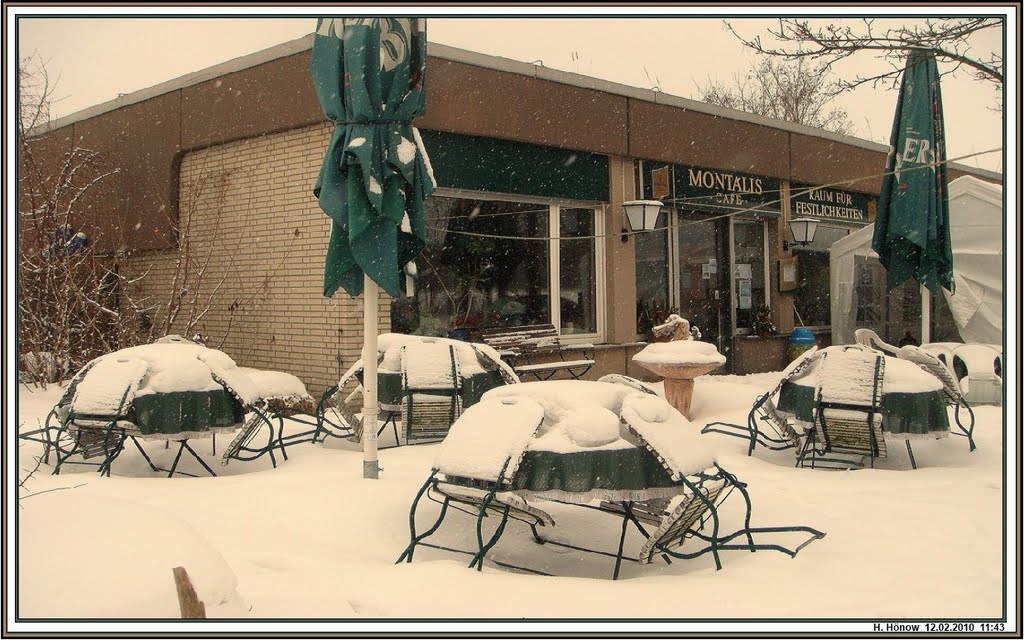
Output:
[872, 50, 954, 295]
[311, 18, 436, 298]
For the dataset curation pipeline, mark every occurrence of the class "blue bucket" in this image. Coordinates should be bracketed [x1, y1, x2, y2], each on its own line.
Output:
[788, 327, 816, 362]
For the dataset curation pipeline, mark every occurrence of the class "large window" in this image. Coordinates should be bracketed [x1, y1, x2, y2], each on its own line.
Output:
[392, 194, 602, 341]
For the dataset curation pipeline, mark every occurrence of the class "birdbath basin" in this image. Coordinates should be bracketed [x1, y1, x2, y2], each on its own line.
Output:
[632, 341, 726, 418]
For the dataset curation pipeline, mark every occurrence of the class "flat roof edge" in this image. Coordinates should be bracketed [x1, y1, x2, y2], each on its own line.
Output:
[35, 33, 1003, 182]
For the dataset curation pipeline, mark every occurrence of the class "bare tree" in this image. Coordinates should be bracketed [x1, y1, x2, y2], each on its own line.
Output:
[18, 54, 141, 385]
[18, 55, 272, 386]
[697, 57, 855, 135]
[726, 18, 1003, 96]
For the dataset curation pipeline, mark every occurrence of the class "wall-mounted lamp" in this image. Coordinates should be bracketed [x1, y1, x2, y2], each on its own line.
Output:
[621, 200, 663, 242]
[784, 217, 819, 251]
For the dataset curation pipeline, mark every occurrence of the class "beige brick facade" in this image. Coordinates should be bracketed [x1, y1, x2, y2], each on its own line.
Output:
[127, 122, 388, 396]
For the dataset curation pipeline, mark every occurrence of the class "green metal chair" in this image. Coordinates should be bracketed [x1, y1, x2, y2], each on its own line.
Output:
[702, 347, 822, 455]
[797, 350, 888, 469]
[400, 342, 462, 444]
[556, 465, 825, 579]
[395, 460, 556, 574]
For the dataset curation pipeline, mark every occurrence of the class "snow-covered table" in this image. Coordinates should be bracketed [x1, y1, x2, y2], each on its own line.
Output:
[776, 348, 950, 438]
[400, 380, 824, 578]
[334, 333, 518, 443]
[46, 338, 317, 476]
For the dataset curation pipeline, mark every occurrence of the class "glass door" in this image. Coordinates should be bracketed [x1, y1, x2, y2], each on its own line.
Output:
[674, 211, 730, 358]
[732, 219, 768, 332]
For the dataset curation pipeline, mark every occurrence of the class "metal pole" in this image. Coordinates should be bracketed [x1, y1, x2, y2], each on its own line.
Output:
[920, 283, 931, 345]
[362, 274, 380, 479]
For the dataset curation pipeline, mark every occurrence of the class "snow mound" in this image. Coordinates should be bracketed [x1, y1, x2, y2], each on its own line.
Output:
[562, 406, 621, 448]
[18, 492, 245, 618]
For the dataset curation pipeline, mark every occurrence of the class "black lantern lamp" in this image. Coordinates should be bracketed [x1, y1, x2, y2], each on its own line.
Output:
[785, 217, 819, 250]
[621, 200, 663, 242]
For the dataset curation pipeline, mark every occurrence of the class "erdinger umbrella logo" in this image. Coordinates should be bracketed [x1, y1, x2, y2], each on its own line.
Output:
[890, 126, 936, 187]
[317, 18, 411, 71]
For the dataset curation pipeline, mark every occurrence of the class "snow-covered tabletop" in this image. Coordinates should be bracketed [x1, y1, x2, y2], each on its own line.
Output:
[435, 380, 717, 504]
[777, 346, 949, 438]
[58, 340, 310, 440]
[335, 333, 518, 411]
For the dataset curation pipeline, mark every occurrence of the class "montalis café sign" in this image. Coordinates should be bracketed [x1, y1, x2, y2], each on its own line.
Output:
[644, 162, 781, 216]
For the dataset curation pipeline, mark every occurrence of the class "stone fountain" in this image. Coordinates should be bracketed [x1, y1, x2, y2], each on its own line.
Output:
[632, 315, 726, 419]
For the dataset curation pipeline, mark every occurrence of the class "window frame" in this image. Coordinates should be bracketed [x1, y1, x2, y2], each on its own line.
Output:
[430, 188, 606, 345]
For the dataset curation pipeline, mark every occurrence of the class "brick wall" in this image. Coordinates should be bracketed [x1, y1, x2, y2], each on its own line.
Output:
[126, 122, 387, 396]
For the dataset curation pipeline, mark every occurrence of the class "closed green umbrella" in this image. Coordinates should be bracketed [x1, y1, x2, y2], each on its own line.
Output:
[872, 50, 955, 297]
[311, 17, 436, 478]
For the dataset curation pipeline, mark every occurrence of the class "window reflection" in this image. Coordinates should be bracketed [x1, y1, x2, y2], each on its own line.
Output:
[391, 196, 598, 340]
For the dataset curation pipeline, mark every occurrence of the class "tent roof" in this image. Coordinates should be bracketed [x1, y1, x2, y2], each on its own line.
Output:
[829, 175, 1003, 260]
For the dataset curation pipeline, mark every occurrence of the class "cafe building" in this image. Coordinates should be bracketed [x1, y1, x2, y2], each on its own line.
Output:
[32, 35, 999, 393]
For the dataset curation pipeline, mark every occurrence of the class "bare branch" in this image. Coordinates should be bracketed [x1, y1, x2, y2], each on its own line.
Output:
[726, 18, 1003, 100]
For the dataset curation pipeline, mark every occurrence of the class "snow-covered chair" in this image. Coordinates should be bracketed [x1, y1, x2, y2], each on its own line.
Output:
[596, 373, 660, 396]
[797, 349, 887, 469]
[327, 333, 519, 447]
[854, 328, 900, 357]
[629, 466, 825, 569]
[400, 341, 463, 444]
[702, 347, 822, 455]
[896, 345, 976, 452]
[220, 368, 341, 469]
[396, 397, 552, 571]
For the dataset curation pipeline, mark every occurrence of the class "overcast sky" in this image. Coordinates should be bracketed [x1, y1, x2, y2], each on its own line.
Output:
[13, 8, 1012, 174]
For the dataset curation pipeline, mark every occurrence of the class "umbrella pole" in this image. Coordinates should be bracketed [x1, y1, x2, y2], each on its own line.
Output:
[920, 284, 931, 345]
[362, 274, 380, 479]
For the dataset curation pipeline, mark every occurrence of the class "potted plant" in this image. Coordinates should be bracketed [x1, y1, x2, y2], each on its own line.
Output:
[749, 305, 778, 337]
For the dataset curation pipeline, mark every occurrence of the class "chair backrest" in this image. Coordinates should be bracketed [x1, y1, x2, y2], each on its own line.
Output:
[597, 374, 659, 396]
[402, 342, 462, 442]
[221, 409, 269, 465]
[637, 476, 729, 563]
[896, 345, 964, 406]
[854, 328, 900, 357]
[401, 342, 461, 391]
[480, 324, 561, 358]
[757, 394, 798, 442]
[814, 351, 886, 458]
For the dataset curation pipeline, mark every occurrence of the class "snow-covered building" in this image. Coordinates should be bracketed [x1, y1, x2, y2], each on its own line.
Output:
[26, 35, 1001, 392]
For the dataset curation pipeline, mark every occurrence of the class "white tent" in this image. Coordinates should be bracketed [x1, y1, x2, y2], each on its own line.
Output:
[830, 175, 1003, 346]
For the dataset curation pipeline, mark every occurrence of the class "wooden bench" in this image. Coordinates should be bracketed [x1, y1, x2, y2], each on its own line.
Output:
[479, 324, 595, 380]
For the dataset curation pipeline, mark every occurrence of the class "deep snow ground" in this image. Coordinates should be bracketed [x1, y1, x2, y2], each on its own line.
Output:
[12, 373, 1011, 628]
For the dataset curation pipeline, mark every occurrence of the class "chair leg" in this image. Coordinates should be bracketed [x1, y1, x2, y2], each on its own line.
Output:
[612, 503, 633, 580]
[955, 402, 977, 452]
[396, 470, 442, 564]
[166, 441, 187, 478]
[130, 437, 161, 473]
[469, 505, 510, 571]
[905, 439, 917, 470]
[181, 441, 217, 477]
